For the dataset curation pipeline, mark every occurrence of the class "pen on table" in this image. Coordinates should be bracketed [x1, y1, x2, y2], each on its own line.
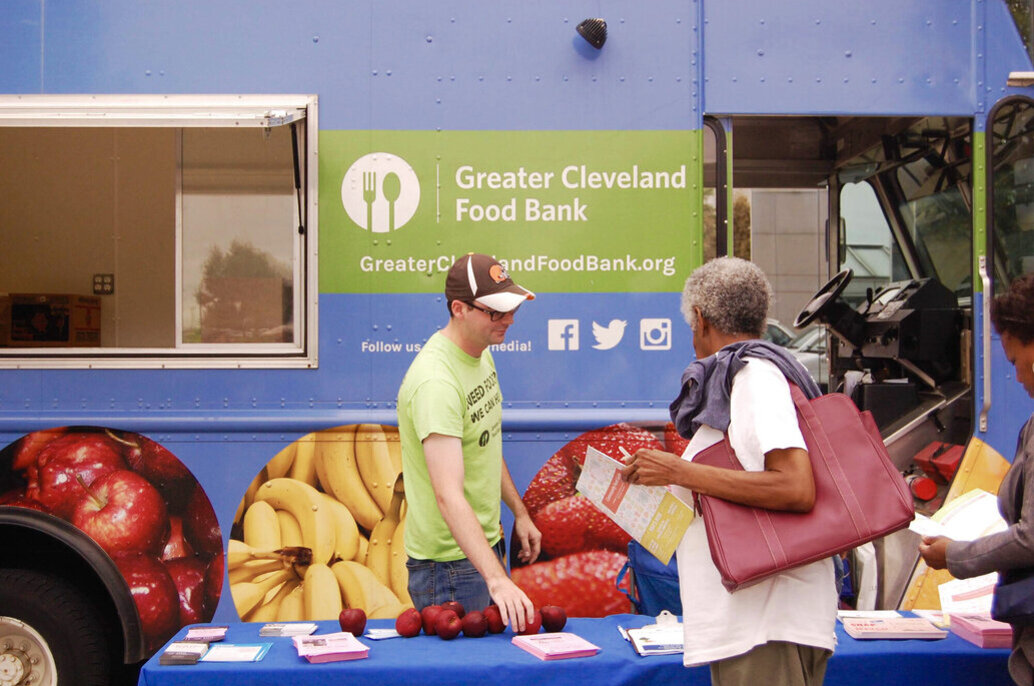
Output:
[617, 625, 630, 641]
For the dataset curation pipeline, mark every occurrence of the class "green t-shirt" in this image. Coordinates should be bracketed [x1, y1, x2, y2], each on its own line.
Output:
[396, 331, 503, 561]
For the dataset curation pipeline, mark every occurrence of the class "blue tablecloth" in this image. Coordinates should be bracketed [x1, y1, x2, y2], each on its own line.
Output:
[137, 614, 1012, 686]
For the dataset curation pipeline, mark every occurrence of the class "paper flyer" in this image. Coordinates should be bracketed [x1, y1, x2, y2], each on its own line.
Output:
[576, 445, 694, 564]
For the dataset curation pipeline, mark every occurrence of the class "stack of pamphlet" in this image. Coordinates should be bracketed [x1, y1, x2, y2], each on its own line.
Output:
[841, 617, 948, 640]
[182, 626, 228, 642]
[511, 632, 600, 661]
[159, 642, 210, 665]
[949, 613, 1013, 649]
[260, 622, 319, 637]
[293, 632, 370, 663]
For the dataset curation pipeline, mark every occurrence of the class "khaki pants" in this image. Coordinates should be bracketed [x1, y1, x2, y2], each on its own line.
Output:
[710, 641, 831, 686]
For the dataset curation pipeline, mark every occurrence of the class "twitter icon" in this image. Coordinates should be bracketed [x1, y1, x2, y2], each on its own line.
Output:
[592, 319, 627, 350]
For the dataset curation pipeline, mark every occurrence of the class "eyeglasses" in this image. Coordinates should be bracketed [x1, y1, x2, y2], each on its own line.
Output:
[467, 302, 517, 321]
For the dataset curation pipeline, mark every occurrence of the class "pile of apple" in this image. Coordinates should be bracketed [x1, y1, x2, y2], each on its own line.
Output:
[389, 601, 567, 640]
[0, 427, 223, 653]
[510, 423, 685, 617]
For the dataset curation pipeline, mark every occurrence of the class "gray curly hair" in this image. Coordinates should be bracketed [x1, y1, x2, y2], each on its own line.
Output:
[681, 256, 772, 337]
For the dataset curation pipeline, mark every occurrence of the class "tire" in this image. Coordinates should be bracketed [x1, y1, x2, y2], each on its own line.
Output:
[0, 568, 114, 686]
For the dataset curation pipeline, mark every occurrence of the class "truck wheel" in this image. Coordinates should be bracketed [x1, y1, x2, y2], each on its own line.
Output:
[0, 568, 113, 686]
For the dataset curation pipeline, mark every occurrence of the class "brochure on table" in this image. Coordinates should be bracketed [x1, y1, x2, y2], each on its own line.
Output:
[576, 446, 694, 564]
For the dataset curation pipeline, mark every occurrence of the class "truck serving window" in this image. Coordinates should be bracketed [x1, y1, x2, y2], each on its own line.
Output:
[0, 95, 317, 368]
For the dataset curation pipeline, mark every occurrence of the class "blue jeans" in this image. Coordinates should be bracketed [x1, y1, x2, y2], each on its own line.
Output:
[406, 539, 505, 612]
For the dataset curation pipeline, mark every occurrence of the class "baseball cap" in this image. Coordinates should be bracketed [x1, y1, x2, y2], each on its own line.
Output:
[445, 253, 535, 312]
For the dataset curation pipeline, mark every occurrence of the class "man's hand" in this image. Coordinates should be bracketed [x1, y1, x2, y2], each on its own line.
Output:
[919, 536, 950, 570]
[512, 513, 542, 565]
[486, 575, 536, 632]
[621, 448, 684, 487]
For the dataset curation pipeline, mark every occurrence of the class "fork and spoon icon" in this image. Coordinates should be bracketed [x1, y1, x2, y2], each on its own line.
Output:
[362, 170, 402, 232]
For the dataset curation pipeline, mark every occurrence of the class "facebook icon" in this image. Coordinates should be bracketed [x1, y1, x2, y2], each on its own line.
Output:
[547, 319, 579, 350]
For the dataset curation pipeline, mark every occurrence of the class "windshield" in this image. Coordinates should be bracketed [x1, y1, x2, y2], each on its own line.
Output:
[894, 120, 973, 299]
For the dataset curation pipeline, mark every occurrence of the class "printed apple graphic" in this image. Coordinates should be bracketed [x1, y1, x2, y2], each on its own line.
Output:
[441, 600, 465, 619]
[71, 470, 169, 556]
[421, 605, 443, 635]
[339, 608, 367, 636]
[483, 605, 505, 634]
[112, 552, 180, 653]
[461, 610, 487, 637]
[514, 610, 542, 635]
[0, 489, 52, 513]
[541, 605, 567, 633]
[32, 433, 128, 518]
[204, 554, 224, 614]
[164, 556, 209, 625]
[395, 607, 422, 637]
[160, 516, 195, 561]
[10, 428, 66, 475]
[117, 432, 194, 511]
[181, 484, 222, 555]
[435, 610, 462, 640]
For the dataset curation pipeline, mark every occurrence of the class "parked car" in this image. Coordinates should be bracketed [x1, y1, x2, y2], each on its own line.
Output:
[788, 327, 829, 392]
[763, 319, 796, 347]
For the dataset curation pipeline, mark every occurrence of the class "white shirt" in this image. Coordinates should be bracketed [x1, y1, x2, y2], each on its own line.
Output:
[673, 358, 837, 667]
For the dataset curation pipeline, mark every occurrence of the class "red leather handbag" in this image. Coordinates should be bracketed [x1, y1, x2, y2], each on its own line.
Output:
[692, 384, 914, 592]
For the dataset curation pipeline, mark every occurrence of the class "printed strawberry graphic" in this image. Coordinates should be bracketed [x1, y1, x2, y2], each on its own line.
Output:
[521, 423, 663, 516]
[534, 494, 630, 558]
[664, 422, 690, 457]
[511, 550, 632, 617]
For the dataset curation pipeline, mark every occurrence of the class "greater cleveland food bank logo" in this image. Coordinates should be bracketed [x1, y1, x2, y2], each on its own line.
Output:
[341, 153, 421, 233]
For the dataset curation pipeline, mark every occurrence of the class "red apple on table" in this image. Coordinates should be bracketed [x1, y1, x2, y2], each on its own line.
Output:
[442, 600, 465, 619]
[32, 433, 128, 518]
[164, 556, 209, 625]
[181, 484, 222, 556]
[160, 516, 195, 561]
[339, 607, 367, 636]
[541, 605, 567, 632]
[112, 552, 180, 653]
[514, 610, 542, 635]
[461, 610, 487, 637]
[395, 607, 422, 637]
[483, 604, 505, 634]
[435, 610, 462, 640]
[71, 469, 169, 556]
[421, 604, 443, 635]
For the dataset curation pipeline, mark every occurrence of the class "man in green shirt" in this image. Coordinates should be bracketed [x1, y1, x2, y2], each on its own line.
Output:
[397, 253, 541, 632]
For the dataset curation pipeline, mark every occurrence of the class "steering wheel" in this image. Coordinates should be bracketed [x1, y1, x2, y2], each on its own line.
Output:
[794, 268, 853, 329]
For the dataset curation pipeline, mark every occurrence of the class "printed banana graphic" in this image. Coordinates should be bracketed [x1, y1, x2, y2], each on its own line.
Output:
[276, 583, 306, 622]
[319, 492, 360, 562]
[243, 578, 299, 623]
[383, 425, 403, 472]
[389, 516, 412, 606]
[354, 531, 369, 565]
[365, 476, 404, 589]
[276, 509, 304, 548]
[243, 499, 281, 551]
[254, 477, 336, 565]
[228, 557, 287, 585]
[266, 441, 296, 480]
[355, 424, 401, 513]
[289, 432, 320, 487]
[230, 568, 294, 618]
[228, 540, 313, 570]
[303, 562, 344, 620]
[331, 560, 403, 618]
[234, 466, 269, 525]
[315, 426, 383, 531]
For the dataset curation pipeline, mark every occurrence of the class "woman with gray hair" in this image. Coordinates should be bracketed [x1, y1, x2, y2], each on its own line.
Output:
[623, 256, 837, 686]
